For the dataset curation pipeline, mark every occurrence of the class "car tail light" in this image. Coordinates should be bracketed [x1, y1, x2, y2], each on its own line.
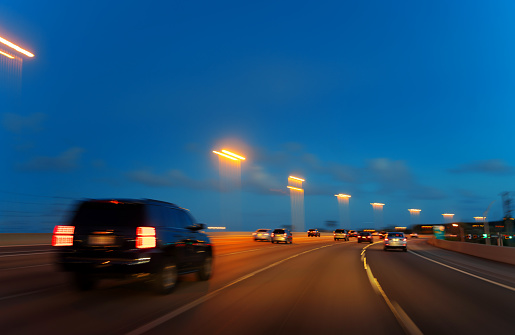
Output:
[283, 233, 287, 237]
[52, 225, 75, 246]
[384, 238, 389, 241]
[271, 233, 275, 237]
[136, 227, 156, 248]
[403, 238, 407, 242]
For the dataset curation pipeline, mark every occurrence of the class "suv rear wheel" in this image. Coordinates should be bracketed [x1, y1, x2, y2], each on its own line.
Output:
[153, 258, 178, 295]
[197, 256, 212, 281]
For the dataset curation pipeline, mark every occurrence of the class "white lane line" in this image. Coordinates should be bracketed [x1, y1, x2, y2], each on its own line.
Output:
[0, 263, 53, 271]
[409, 250, 515, 292]
[362, 243, 423, 335]
[218, 248, 270, 257]
[0, 251, 55, 258]
[125, 244, 334, 335]
[0, 287, 57, 301]
[0, 244, 50, 248]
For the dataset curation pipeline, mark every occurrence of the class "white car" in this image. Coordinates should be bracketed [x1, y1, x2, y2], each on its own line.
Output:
[384, 232, 407, 252]
[253, 229, 272, 242]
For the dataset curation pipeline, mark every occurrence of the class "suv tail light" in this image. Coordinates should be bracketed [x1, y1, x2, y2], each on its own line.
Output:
[52, 225, 75, 246]
[283, 233, 287, 237]
[136, 227, 156, 248]
[403, 238, 407, 242]
[384, 237, 389, 241]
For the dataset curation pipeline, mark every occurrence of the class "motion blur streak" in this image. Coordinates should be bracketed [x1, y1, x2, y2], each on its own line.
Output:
[0, 36, 34, 57]
[221, 150, 246, 160]
[125, 244, 333, 335]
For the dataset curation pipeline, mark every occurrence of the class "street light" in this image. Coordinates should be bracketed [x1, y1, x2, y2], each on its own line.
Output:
[371, 203, 385, 230]
[0, 36, 35, 58]
[212, 148, 246, 231]
[288, 176, 305, 232]
[335, 194, 351, 229]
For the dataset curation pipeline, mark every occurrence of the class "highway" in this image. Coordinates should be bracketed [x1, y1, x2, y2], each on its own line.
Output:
[1, 235, 514, 335]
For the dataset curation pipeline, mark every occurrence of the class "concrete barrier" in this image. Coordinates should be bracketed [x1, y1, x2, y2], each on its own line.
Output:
[0, 233, 53, 246]
[0, 231, 337, 246]
[427, 237, 515, 266]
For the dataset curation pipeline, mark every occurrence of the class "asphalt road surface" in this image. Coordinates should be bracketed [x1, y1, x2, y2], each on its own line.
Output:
[1, 235, 514, 335]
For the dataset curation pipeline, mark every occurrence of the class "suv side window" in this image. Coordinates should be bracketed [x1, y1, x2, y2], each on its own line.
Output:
[175, 209, 193, 228]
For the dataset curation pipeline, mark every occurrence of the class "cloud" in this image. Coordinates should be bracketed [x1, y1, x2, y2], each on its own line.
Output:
[18, 147, 84, 172]
[127, 169, 217, 190]
[2, 112, 46, 133]
[449, 159, 515, 175]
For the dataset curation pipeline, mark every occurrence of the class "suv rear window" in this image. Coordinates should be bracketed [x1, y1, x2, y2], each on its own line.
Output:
[257, 229, 269, 232]
[335, 229, 345, 233]
[388, 233, 404, 237]
[72, 202, 144, 227]
[273, 229, 285, 234]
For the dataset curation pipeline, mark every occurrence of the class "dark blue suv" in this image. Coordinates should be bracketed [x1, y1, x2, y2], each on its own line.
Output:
[53, 199, 212, 294]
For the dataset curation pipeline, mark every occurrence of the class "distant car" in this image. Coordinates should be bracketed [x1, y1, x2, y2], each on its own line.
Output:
[307, 229, 320, 237]
[271, 228, 293, 244]
[357, 232, 373, 243]
[333, 229, 349, 241]
[348, 230, 358, 238]
[379, 231, 387, 239]
[384, 232, 407, 251]
[410, 232, 419, 238]
[253, 229, 272, 241]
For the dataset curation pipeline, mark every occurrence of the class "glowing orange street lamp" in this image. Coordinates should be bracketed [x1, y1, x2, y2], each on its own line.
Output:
[408, 209, 421, 213]
[335, 194, 351, 198]
[288, 176, 305, 182]
[0, 50, 14, 59]
[474, 216, 485, 222]
[287, 186, 304, 192]
[0, 36, 35, 58]
[442, 213, 454, 218]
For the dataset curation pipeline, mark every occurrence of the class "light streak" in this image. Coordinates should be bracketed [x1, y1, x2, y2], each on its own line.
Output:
[441, 213, 454, 217]
[408, 209, 421, 213]
[212, 150, 238, 161]
[371, 203, 385, 206]
[0, 36, 34, 58]
[0, 50, 14, 59]
[335, 194, 351, 198]
[288, 176, 305, 182]
[287, 186, 304, 192]
[221, 150, 246, 160]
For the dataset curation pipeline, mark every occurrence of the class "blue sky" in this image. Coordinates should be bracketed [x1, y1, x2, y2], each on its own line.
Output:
[1, 1, 514, 232]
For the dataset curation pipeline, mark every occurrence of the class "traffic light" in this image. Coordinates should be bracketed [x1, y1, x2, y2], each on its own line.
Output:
[482, 233, 488, 238]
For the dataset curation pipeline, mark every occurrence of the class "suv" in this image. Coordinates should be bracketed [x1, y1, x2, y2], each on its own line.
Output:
[348, 230, 358, 238]
[333, 229, 349, 241]
[384, 232, 407, 251]
[52, 199, 213, 294]
[271, 228, 293, 243]
[307, 228, 321, 237]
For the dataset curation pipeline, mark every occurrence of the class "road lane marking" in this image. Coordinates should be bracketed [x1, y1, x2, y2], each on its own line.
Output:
[125, 243, 334, 335]
[0, 287, 58, 301]
[0, 251, 55, 258]
[409, 250, 515, 292]
[362, 243, 423, 335]
[0, 244, 50, 248]
[0, 263, 53, 271]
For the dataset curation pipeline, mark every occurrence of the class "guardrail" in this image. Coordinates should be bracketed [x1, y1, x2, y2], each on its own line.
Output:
[427, 237, 515, 266]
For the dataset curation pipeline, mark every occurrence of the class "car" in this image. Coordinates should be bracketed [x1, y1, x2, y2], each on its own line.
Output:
[348, 230, 358, 238]
[271, 228, 293, 243]
[52, 198, 213, 294]
[379, 231, 387, 239]
[410, 232, 419, 238]
[384, 232, 407, 251]
[357, 232, 373, 243]
[307, 228, 320, 237]
[333, 229, 349, 241]
[253, 229, 272, 241]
